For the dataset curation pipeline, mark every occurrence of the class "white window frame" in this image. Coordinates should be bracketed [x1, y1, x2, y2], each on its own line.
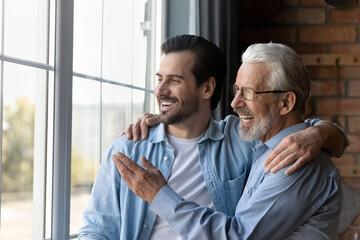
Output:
[0, 0, 165, 239]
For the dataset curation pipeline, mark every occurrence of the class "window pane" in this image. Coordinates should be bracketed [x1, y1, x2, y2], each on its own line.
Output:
[132, 89, 157, 121]
[48, 0, 56, 67]
[101, 83, 132, 157]
[45, 72, 54, 239]
[4, 0, 50, 64]
[102, 0, 148, 87]
[132, 0, 151, 88]
[73, 0, 102, 76]
[70, 77, 101, 235]
[1, 62, 40, 240]
[0, 1, 3, 53]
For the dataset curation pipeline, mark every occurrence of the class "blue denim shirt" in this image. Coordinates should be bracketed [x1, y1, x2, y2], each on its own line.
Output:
[150, 122, 342, 240]
[78, 115, 254, 240]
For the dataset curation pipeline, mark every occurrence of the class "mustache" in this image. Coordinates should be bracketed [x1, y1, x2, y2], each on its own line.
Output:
[157, 96, 178, 101]
[233, 107, 253, 115]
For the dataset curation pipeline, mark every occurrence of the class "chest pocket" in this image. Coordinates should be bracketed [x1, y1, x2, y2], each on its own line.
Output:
[223, 170, 247, 215]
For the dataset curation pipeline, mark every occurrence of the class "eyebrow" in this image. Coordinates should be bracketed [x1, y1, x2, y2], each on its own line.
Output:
[156, 73, 184, 79]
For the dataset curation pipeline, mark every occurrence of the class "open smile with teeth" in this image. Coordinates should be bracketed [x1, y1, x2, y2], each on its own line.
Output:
[162, 101, 176, 106]
[160, 100, 178, 112]
[239, 115, 254, 123]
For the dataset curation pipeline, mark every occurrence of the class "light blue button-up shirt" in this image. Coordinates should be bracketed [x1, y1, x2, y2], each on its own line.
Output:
[79, 115, 254, 240]
[150, 122, 342, 240]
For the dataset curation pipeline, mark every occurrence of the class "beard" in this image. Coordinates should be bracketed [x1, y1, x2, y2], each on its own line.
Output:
[237, 105, 277, 142]
[158, 96, 199, 125]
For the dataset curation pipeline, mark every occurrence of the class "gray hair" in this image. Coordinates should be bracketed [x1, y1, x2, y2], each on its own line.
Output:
[242, 43, 310, 116]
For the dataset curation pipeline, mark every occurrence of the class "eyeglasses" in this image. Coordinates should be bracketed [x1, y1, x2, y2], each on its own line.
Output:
[230, 85, 288, 101]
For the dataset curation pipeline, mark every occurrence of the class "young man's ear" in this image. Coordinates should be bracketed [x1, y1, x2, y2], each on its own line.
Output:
[279, 91, 296, 115]
[202, 77, 216, 100]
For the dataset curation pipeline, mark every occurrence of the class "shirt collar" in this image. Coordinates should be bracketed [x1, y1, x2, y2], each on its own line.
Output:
[252, 122, 310, 158]
[148, 117, 224, 144]
[148, 123, 168, 143]
[265, 122, 310, 151]
[200, 117, 224, 142]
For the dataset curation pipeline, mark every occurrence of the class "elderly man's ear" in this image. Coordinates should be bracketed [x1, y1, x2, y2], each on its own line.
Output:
[279, 92, 296, 115]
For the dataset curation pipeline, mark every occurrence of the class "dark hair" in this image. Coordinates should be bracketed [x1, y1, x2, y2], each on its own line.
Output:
[161, 35, 227, 111]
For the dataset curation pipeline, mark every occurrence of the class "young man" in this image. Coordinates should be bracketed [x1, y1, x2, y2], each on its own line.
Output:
[113, 43, 342, 239]
[79, 36, 345, 240]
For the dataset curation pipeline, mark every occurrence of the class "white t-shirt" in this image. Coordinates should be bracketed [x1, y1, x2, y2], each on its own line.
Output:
[149, 133, 214, 240]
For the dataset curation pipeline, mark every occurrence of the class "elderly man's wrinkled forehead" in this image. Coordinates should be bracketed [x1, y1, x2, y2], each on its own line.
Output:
[236, 62, 272, 89]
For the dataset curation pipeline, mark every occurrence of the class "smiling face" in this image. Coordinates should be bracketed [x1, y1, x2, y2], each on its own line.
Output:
[231, 62, 281, 143]
[155, 51, 201, 125]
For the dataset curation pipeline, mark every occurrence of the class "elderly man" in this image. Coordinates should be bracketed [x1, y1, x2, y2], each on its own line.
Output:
[113, 42, 342, 239]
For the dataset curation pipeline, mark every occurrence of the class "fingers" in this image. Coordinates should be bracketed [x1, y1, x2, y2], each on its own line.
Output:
[146, 114, 161, 127]
[115, 152, 145, 172]
[264, 149, 311, 175]
[265, 151, 296, 173]
[111, 153, 135, 183]
[132, 116, 145, 142]
[132, 122, 141, 143]
[141, 156, 156, 171]
[124, 124, 134, 140]
[140, 120, 149, 141]
[140, 114, 159, 140]
[263, 137, 291, 168]
[285, 157, 307, 175]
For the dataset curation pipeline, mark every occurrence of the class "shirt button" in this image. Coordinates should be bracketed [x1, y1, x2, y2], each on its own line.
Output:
[143, 224, 148, 228]
[246, 188, 249, 194]
[163, 156, 168, 161]
[256, 158, 260, 162]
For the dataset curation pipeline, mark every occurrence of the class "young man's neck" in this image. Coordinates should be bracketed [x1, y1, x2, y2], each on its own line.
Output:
[165, 113, 211, 139]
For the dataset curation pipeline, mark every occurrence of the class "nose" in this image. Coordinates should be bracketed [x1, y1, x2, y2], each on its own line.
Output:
[231, 92, 246, 109]
[155, 80, 170, 96]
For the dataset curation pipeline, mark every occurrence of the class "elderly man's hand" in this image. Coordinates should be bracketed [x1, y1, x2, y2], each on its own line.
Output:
[111, 152, 167, 202]
[263, 126, 322, 175]
[120, 113, 160, 142]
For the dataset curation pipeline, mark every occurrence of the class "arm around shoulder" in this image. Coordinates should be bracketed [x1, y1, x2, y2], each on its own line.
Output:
[311, 119, 348, 157]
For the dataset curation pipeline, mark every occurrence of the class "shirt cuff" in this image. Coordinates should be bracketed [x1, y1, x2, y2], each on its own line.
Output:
[150, 185, 183, 219]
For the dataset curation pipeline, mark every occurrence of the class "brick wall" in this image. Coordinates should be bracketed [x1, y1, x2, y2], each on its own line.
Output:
[236, 0, 360, 237]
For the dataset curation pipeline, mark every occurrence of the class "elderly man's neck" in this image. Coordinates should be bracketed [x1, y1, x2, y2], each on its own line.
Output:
[260, 115, 304, 143]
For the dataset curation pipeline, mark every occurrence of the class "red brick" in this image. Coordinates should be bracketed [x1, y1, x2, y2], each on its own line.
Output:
[291, 44, 327, 54]
[337, 116, 346, 130]
[311, 80, 345, 96]
[316, 98, 360, 115]
[353, 214, 360, 225]
[348, 134, 360, 152]
[283, 0, 299, 6]
[307, 66, 337, 79]
[341, 177, 360, 192]
[272, 8, 326, 24]
[300, 26, 357, 43]
[330, 9, 360, 23]
[332, 44, 360, 54]
[348, 81, 360, 97]
[349, 116, 360, 133]
[333, 153, 356, 165]
[340, 66, 360, 79]
[239, 27, 297, 43]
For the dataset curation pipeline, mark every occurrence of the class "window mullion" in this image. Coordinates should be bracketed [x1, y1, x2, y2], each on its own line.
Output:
[51, 0, 74, 239]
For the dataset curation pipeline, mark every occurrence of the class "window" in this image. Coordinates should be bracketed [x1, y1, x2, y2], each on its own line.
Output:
[0, 0, 163, 239]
